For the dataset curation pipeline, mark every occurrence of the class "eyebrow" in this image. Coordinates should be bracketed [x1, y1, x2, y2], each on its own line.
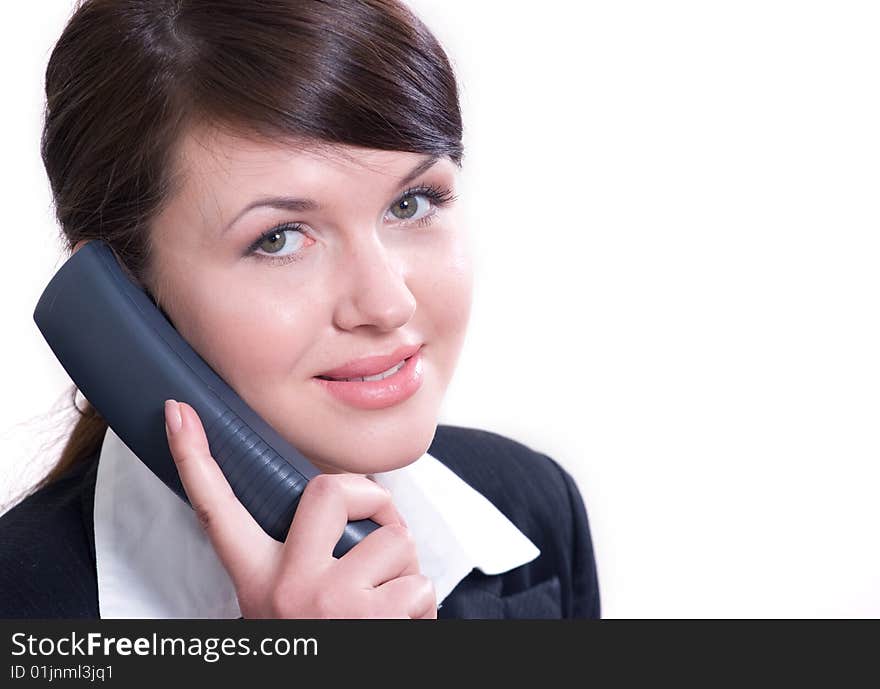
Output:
[221, 154, 441, 234]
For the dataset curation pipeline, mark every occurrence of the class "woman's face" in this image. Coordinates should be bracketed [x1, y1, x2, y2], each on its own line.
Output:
[145, 128, 473, 475]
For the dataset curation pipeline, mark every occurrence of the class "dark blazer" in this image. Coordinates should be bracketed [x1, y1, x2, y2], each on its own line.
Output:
[0, 425, 600, 619]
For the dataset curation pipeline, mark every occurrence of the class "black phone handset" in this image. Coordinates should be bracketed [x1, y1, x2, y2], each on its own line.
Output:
[33, 240, 379, 557]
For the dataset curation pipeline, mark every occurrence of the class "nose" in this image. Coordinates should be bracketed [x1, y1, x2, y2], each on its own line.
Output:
[332, 233, 416, 332]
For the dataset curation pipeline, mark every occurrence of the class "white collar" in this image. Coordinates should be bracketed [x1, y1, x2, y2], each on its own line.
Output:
[93, 427, 540, 618]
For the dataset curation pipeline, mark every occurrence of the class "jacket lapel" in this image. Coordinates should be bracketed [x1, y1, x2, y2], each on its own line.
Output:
[438, 569, 562, 619]
[438, 570, 506, 619]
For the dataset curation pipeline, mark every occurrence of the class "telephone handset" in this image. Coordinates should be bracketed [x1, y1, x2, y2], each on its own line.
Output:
[33, 240, 379, 557]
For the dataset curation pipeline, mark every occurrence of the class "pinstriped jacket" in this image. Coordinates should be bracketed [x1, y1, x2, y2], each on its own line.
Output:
[0, 425, 600, 619]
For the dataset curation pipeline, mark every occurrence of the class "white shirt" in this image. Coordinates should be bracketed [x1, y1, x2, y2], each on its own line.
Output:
[93, 427, 540, 618]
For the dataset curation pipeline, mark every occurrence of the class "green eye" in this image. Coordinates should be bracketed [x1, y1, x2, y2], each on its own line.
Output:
[390, 193, 426, 221]
[247, 222, 309, 264]
[388, 184, 458, 225]
[258, 230, 287, 254]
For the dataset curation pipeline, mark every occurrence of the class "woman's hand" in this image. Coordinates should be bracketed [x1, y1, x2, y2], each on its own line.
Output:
[163, 399, 437, 619]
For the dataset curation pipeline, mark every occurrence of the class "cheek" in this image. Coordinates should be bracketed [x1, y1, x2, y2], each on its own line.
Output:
[416, 234, 474, 351]
[167, 269, 320, 388]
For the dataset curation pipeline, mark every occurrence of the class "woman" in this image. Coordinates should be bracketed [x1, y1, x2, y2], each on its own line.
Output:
[0, 0, 600, 618]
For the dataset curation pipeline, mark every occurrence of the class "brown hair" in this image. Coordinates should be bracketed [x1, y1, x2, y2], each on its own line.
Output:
[33, 0, 464, 492]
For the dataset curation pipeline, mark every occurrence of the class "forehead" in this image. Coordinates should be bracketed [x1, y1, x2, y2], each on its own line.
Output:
[170, 126, 439, 195]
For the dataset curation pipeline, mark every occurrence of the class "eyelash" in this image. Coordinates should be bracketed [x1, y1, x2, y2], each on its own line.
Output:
[246, 184, 459, 266]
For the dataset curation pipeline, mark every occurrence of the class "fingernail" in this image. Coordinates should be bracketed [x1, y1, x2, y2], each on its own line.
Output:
[164, 399, 182, 434]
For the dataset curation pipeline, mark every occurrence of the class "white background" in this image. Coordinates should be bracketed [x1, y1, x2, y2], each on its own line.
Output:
[1, 1, 878, 618]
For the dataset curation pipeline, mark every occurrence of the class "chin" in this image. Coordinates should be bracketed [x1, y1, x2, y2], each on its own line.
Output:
[305, 416, 438, 475]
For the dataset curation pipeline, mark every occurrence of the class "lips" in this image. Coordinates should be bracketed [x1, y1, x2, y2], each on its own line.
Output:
[314, 346, 425, 410]
[315, 343, 423, 380]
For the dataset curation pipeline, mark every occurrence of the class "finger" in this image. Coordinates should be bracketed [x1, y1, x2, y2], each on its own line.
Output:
[165, 400, 277, 584]
[365, 476, 409, 528]
[282, 474, 403, 562]
[334, 522, 421, 586]
[373, 575, 437, 619]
